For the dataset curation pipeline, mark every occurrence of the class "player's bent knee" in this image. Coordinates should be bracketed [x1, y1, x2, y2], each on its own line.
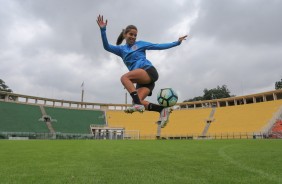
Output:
[120, 75, 127, 84]
[121, 74, 135, 84]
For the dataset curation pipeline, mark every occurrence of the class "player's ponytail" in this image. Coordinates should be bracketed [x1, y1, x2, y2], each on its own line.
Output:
[116, 25, 138, 45]
[116, 29, 125, 45]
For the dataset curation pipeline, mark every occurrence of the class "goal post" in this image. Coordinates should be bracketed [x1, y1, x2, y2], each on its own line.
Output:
[123, 130, 140, 140]
[90, 125, 140, 140]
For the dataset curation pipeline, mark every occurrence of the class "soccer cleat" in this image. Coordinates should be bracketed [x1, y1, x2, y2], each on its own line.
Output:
[124, 104, 145, 114]
[159, 107, 173, 128]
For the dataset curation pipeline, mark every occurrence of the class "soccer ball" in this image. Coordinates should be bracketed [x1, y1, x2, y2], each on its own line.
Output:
[157, 88, 178, 107]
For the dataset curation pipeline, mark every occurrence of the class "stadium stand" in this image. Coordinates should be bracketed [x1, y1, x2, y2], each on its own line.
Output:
[106, 110, 159, 139]
[270, 119, 282, 138]
[272, 120, 282, 132]
[1, 90, 282, 139]
[106, 108, 213, 138]
[44, 107, 106, 134]
[0, 101, 49, 133]
[161, 108, 211, 136]
[107, 100, 282, 138]
[0, 100, 106, 135]
[208, 100, 282, 134]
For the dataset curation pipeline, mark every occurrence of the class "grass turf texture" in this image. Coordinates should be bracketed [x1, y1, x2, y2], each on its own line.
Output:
[0, 139, 281, 184]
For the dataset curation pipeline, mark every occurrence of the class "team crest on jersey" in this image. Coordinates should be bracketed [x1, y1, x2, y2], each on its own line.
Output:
[131, 45, 138, 51]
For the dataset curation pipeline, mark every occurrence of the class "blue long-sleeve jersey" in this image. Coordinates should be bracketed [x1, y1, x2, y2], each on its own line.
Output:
[100, 27, 181, 71]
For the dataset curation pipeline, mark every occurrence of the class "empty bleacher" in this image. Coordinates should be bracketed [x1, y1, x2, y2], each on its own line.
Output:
[1, 90, 282, 139]
[107, 108, 211, 137]
[106, 100, 282, 138]
[272, 120, 282, 132]
[44, 107, 106, 134]
[270, 120, 282, 138]
[208, 100, 282, 134]
[0, 101, 49, 133]
[106, 110, 159, 138]
[161, 108, 211, 136]
[0, 101, 106, 134]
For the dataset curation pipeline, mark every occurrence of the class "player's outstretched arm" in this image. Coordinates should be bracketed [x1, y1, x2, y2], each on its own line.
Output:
[97, 15, 121, 56]
[146, 34, 189, 50]
[96, 14, 108, 29]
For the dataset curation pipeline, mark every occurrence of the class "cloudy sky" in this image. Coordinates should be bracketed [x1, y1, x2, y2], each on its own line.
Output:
[1, 0, 282, 104]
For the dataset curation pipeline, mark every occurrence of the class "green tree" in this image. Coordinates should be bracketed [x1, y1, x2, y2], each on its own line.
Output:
[0, 79, 13, 99]
[203, 85, 232, 100]
[0, 79, 12, 92]
[184, 85, 234, 102]
[184, 96, 203, 102]
[275, 78, 282, 90]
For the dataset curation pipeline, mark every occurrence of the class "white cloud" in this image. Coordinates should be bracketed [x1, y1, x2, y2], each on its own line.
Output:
[1, 0, 282, 105]
[8, 19, 52, 45]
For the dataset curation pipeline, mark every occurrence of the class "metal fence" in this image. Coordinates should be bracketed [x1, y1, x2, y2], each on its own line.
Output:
[0, 131, 140, 140]
[1, 131, 280, 140]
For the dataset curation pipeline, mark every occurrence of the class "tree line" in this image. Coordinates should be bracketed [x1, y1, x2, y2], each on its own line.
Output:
[184, 85, 234, 102]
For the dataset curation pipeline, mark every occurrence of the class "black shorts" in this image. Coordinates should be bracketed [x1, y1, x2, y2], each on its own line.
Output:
[136, 66, 159, 96]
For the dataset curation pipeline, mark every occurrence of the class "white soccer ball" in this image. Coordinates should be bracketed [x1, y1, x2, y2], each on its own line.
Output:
[157, 88, 178, 107]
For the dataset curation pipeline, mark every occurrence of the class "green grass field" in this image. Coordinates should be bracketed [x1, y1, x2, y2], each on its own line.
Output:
[0, 139, 281, 184]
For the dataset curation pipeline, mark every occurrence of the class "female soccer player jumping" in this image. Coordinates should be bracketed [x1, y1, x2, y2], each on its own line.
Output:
[97, 15, 187, 128]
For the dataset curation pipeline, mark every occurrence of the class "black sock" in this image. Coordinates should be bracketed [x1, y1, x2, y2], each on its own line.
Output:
[130, 91, 141, 104]
[148, 103, 164, 113]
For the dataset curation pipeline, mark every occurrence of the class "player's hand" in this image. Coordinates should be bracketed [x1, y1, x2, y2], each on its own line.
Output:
[178, 35, 188, 43]
[96, 15, 108, 28]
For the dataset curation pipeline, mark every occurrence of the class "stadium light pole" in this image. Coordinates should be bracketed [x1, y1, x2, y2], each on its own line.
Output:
[81, 82, 84, 104]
